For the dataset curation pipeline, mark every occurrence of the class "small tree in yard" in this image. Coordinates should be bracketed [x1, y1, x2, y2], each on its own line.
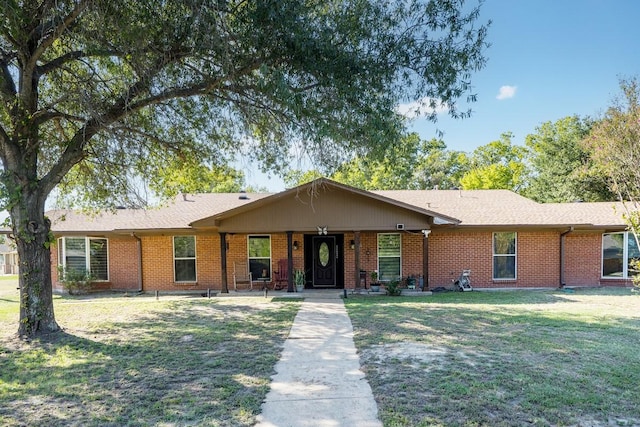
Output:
[583, 77, 640, 287]
[0, 0, 489, 337]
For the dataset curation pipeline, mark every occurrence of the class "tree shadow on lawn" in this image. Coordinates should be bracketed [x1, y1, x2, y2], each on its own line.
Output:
[348, 300, 640, 427]
[0, 299, 300, 427]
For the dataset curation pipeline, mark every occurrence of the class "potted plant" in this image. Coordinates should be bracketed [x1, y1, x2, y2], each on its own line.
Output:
[370, 270, 380, 292]
[294, 269, 305, 292]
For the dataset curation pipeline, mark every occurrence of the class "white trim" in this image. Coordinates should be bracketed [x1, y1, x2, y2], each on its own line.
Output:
[377, 233, 402, 282]
[173, 235, 197, 283]
[57, 236, 110, 282]
[601, 231, 637, 279]
[492, 232, 517, 280]
[248, 234, 272, 280]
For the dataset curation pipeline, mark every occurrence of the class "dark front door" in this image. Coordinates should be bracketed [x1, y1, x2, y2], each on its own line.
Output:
[312, 236, 336, 287]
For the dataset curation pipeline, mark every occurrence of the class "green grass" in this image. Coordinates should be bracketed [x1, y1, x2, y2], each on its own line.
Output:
[346, 289, 640, 427]
[4, 278, 640, 426]
[0, 279, 301, 427]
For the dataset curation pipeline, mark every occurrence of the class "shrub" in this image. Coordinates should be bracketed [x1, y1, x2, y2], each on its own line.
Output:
[385, 280, 402, 296]
[57, 267, 94, 295]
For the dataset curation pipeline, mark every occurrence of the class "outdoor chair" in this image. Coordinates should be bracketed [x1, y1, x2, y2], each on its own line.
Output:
[273, 259, 288, 290]
[233, 262, 253, 291]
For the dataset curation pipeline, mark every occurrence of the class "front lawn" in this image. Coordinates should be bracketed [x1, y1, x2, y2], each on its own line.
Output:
[346, 289, 640, 427]
[0, 280, 300, 427]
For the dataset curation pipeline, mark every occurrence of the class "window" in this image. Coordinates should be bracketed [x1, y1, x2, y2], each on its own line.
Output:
[378, 233, 401, 281]
[57, 237, 109, 281]
[602, 232, 640, 278]
[174, 236, 196, 282]
[493, 232, 516, 280]
[248, 235, 271, 280]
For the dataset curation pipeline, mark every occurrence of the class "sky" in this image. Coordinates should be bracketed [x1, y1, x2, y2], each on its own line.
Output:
[245, 0, 640, 192]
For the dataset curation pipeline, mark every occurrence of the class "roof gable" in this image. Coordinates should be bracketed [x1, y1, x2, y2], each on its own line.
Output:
[191, 178, 459, 232]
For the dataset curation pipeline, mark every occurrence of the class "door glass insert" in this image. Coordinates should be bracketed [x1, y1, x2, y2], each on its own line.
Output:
[319, 242, 329, 266]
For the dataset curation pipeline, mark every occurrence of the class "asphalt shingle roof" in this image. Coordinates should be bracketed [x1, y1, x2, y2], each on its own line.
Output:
[47, 186, 628, 233]
[48, 193, 271, 232]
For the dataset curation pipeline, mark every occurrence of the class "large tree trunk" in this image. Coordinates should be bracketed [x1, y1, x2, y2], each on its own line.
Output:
[12, 193, 59, 337]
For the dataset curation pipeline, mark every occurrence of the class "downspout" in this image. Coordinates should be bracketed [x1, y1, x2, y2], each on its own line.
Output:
[559, 227, 574, 288]
[131, 233, 143, 292]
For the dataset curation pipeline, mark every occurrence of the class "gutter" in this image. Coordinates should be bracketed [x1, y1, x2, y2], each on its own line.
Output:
[559, 227, 574, 288]
[131, 232, 143, 292]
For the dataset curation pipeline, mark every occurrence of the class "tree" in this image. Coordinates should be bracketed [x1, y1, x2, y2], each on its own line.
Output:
[583, 77, 640, 230]
[413, 138, 470, 190]
[331, 132, 424, 190]
[286, 135, 471, 190]
[148, 161, 248, 195]
[0, 0, 489, 336]
[524, 116, 614, 203]
[460, 132, 527, 190]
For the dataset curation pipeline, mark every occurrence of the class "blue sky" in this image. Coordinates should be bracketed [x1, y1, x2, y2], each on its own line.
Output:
[246, 0, 640, 191]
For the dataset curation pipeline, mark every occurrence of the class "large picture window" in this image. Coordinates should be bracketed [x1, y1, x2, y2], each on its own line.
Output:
[602, 232, 639, 278]
[174, 236, 196, 282]
[493, 232, 516, 280]
[58, 237, 108, 281]
[378, 233, 401, 282]
[248, 235, 271, 280]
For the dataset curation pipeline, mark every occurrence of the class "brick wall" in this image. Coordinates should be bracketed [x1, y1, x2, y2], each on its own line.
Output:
[51, 235, 141, 293]
[140, 234, 220, 291]
[563, 231, 632, 287]
[51, 229, 627, 292]
[428, 230, 561, 289]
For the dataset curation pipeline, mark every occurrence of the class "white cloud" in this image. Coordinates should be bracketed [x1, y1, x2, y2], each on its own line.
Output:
[396, 97, 449, 119]
[496, 85, 517, 100]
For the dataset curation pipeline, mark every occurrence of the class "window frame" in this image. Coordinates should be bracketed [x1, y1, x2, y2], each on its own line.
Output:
[248, 235, 272, 281]
[377, 233, 402, 282]
[602, 231, 639, 279]
[492, 232, 517, 280]
[173, 235, 197, 283]
[57, 236, 109, 281]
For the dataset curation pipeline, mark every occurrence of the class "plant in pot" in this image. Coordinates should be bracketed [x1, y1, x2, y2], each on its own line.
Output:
[294, 269, 305, 292]
[370, 270, 380, 292]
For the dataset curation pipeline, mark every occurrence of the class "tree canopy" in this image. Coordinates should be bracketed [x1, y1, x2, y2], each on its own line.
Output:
[285, 133, 470, 190]
[459, 132, 527, 191]
[0, 0, 489, 336]
[524, 116, 613, 203]
[583, 78, 640, 227]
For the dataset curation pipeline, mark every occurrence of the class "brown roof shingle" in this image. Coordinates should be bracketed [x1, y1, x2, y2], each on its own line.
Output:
[47, 183, 629, 233]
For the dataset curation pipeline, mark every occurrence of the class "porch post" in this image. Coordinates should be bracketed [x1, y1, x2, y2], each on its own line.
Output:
[220, 232, 228, 293]
[287, 231, 294, 292]
[354, 231, 361, 289]
[422, 231, 429, 291]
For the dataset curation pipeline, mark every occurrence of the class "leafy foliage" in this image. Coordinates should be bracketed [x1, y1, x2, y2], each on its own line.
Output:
[285, 133, 471, 190]
[0, 0, 490, 335]
[460, 132, 528, 191]
[524, 116, 614, 202]
[582, 77, 640, 286]
[384, 280, 402, 296]
[56, 267, 94, 295]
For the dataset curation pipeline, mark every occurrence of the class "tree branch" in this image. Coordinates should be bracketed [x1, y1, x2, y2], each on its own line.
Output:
[32, 109, 85, 127]
[25, 0, 91, 77]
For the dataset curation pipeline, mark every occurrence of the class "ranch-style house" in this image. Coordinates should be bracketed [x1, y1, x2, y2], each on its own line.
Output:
[48, 178, 636, 293]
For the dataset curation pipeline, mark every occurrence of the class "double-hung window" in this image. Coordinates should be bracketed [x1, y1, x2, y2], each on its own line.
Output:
[248, 235, 271, 280]
[378, 233, 401, 282]
[174, 236, 196, 282]
[58, 237, 109, 281]
[602, 232, 640, 278]
[493, 232, 516, 280]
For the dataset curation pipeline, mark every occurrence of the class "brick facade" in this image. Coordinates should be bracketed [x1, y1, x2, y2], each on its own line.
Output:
[51, 228, 632, 293]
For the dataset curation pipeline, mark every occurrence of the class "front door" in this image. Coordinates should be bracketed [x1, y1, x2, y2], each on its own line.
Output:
[312, 236, 336, 287]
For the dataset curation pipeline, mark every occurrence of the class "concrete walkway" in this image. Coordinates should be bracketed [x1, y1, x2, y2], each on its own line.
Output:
[255, 293, 382, 427]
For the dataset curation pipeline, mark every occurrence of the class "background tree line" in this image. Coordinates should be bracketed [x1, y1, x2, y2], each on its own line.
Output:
[283, 106, 630, 204]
